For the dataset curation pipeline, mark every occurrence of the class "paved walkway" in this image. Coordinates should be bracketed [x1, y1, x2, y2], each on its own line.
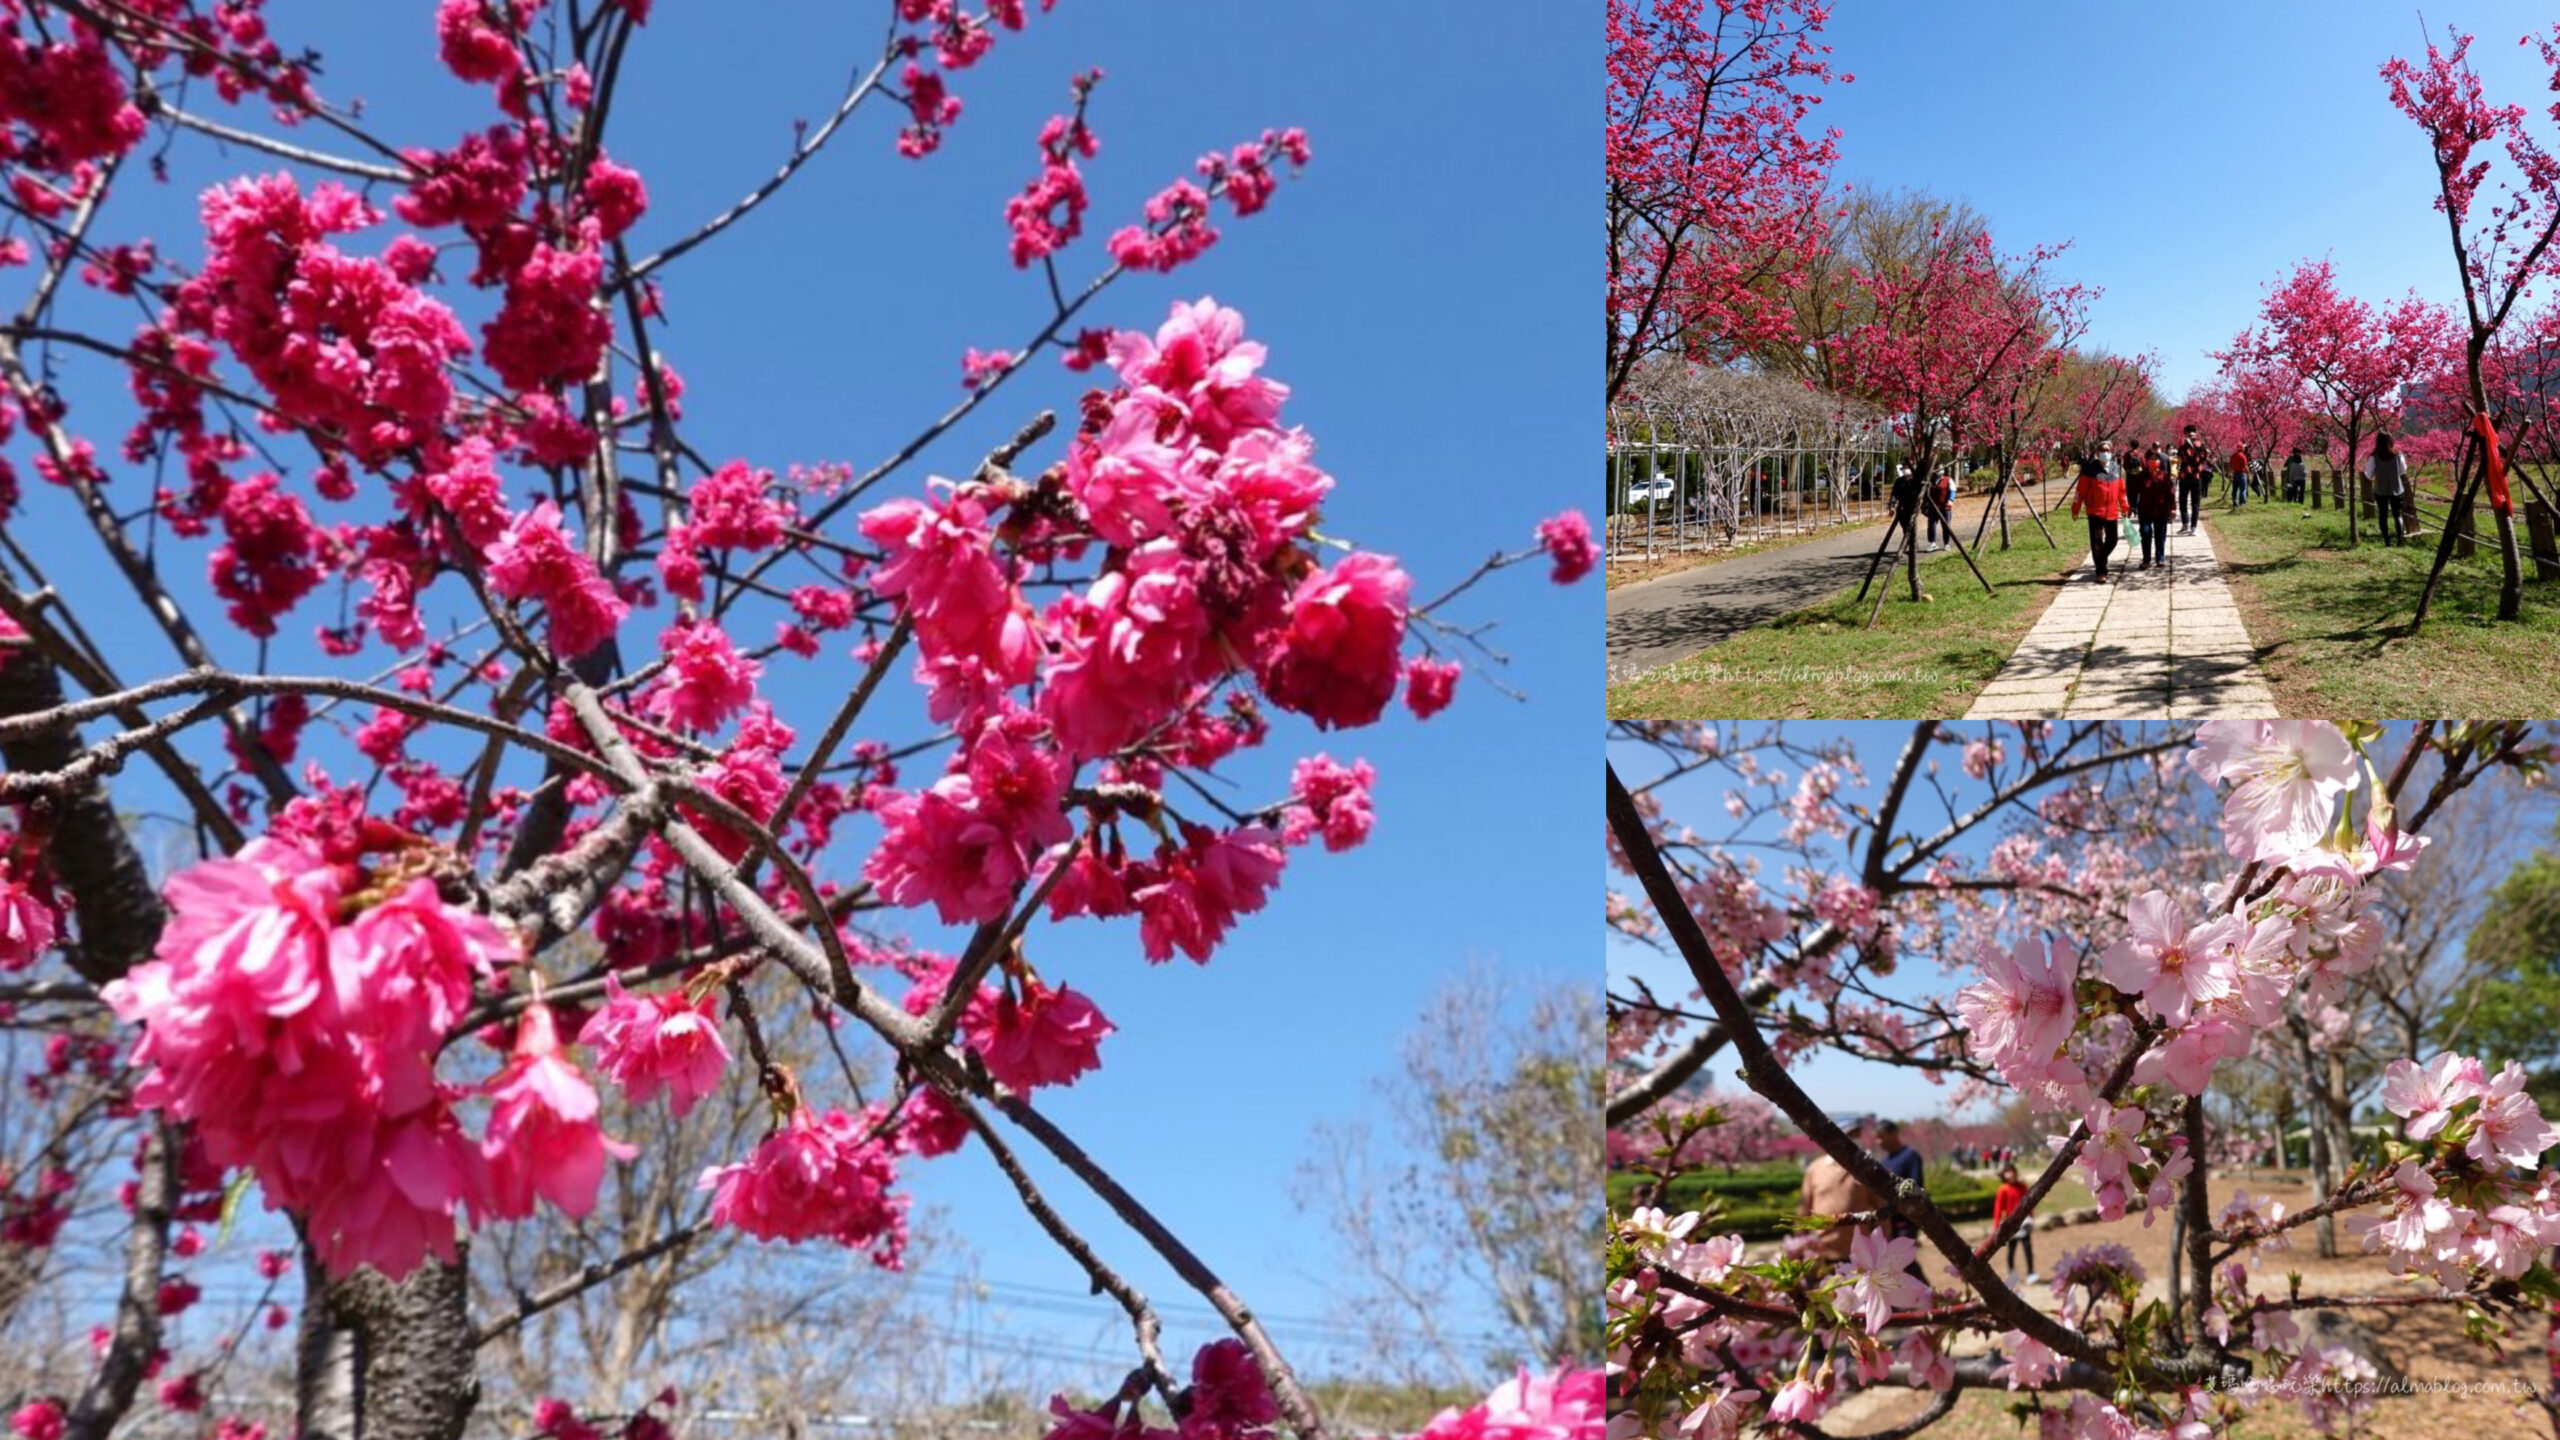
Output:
[1963, 523, 2278, 719]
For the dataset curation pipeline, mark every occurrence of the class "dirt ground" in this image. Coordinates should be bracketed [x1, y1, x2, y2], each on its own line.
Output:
[1818, 1170, 2558, 1440]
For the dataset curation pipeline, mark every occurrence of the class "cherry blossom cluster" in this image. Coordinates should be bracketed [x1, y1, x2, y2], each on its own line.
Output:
[99, 836, 630, 1278]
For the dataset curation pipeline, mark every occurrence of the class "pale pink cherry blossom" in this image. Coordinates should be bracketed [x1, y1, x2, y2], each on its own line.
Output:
[2142, 1143, 2194, 1226]
[2187, 719, 2360, 864]
[2378, 1053, 2485, 1140]
[1989, 1331, 2063, 1389]
[1760, 1379, 1830, 1425]
[1669, 1386, 1757, 1440]
[1894, 1330, 1954, 1392]
[1835, 1226, 1931, 1335]
[2133, 1013, 2247, 1097]
[2099, 891, 2238, 1024]
[1685, 1233, 1744, 1282]
[577, 974, 730, 1119]
[1620, 1206, 1700, 1260]
[2077, 1101, 2152, 1195]
[1953, 934, 2077, 1077]
[478, 1003, 635, 1223]
[2467, 1205, 2552, 1278]
[2466, 1060, 2560, 1168]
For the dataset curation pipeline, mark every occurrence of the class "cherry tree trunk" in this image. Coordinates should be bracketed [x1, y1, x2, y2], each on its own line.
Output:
[296, 1250, 480, 1440]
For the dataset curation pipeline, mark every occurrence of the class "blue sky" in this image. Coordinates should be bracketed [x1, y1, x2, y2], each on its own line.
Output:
[9, 0, 1592, 1400]
[1812, 2, 2558, 395]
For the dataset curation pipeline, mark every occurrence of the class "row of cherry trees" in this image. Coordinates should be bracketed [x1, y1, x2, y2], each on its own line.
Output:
[1606, 720, 2560, 1439]
[2183, 22, 2560, 628]
[0, 2, 1599, 1439]
[1605, 0, 2166, 549]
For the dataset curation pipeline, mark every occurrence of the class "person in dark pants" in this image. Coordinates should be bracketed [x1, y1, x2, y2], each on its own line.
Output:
[2175, 427, 2211, 533]
[2070, 454, 2122, 582]
[2133, 444, 2176, 567]
[1874, 1120, 1929, 1284]
[2368, 432, 2410, 546]
[2283, 449, 2307, 502]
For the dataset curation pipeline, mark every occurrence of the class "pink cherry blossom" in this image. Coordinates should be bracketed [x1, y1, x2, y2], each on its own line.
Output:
[699, 1105, 908, 1266]
[1130, 824, 1286, 964]
[1255, 552, 1408, 731]
[648, 621, 761, 733]
[578, 975, 730, 1119]
[1403, 658, 1460, 719]
[1535, 510, 1595, 584]
[1281, 755, 1374, 852]
[484, 500, 629, 658]
[1177, 1339, 1277, 1440]
[479, 1003, 634, 1223]
[966, 978, 1112, 1092]
[0, 864, 56, 971]
[1409, 1368, 1603, 1440]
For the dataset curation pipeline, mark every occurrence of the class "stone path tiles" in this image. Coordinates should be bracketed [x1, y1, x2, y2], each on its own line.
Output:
[1963, 523, 2279, 720]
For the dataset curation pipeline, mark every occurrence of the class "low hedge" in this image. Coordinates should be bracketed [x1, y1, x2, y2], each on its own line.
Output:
[1610, 1170, 1999, 1242]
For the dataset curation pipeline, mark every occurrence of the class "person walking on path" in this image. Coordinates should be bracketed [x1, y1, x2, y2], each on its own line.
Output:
[2070, 453, 2123, 583]
[1991, 1163, 2037, 1285]
[2366, 432, 2410, 546]
[1800, 1121, 1884, 1262]
[2284, 448, 2307, 503]
[2132, 442, 2176, 567]
[2176, 427, 2211, 533]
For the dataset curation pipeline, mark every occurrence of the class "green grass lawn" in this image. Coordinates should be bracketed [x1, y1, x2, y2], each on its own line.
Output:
[2204, 501, 2560, 716]
[1606, 527, 2083, 719]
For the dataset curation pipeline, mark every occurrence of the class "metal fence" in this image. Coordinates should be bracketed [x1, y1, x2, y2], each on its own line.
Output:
[1604, 365, 1897, 567]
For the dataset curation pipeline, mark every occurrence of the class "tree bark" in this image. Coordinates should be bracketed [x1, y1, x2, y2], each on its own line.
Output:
[2291, 1017, 2340, 1258]
[0, 653, 168, 984]
[297, 1249, 481, 1440]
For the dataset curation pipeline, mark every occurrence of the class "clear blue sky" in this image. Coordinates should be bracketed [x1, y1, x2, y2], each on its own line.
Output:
[12, 0, 1592, 1400]
[1813, 2, 2556, 395]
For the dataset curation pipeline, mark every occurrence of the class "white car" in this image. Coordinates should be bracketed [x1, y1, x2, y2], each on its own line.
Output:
[1628, 477, 1676, 505]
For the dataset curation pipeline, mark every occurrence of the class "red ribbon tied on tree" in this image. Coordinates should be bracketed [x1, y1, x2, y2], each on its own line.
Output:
[2474, 411, 2513, 517]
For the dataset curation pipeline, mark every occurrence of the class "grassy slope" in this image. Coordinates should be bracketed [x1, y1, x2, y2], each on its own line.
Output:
[1606, 527, 2083, 719]
[2205, 502, 2560, 716]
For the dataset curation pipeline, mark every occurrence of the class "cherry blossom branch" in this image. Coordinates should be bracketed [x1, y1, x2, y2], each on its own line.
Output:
[471, 1216, 712, 1347]
[619, 42, 895, 285]
[952, 1091, 1176, 1405]
[64, 1119, 173, 1440]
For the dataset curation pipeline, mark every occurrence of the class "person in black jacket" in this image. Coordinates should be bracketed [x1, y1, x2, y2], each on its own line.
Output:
[2175, 426, 2212, 534]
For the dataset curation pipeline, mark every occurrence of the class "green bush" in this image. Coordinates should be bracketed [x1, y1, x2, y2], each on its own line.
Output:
[1609, 1166, 1996, 1241]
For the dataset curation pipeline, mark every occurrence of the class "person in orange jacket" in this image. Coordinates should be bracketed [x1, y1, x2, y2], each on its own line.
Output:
[1991, 1162, 2035, 1284]
[2069, 453, 2123, 582]
[2229, 445, 2253, 507]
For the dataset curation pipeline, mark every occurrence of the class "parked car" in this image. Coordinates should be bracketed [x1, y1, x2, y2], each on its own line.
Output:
[1627, 477, 1675, 506]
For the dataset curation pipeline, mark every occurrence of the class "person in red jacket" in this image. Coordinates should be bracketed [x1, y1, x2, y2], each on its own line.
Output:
[1991, 1162, 2034, 1283]
[2132, 442, 2177, 568]
[2068, 453, 2123, 582]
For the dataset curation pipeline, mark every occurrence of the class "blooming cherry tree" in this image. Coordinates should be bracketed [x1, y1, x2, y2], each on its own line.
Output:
[1608, 719, 2560, 1440]
[0, 4, 1593, 1439]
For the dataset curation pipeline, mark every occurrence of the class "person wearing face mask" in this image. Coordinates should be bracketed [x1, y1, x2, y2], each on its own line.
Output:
[2175, 426, 2212, 534]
